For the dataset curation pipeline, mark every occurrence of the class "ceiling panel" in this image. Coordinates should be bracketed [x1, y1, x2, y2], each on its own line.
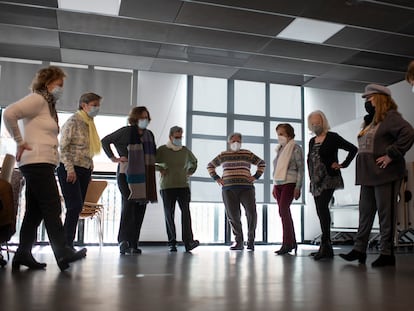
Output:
[150, 58, 239, 79]
[244, 55, 333, 76]
[0, 43, 61, 62]
[57, 10, 171, 42]
[342, 51, 412, 72]
[176, 2, 293, 36]
[304, 77, 367, 93]
[231, 69, 305, 86]
[61, 48, 155, 71]
[325, 27, 387, 50]
[0, 2, 57, 28]
[60, 33, 161, 57]
[0, 24, 59, 47]
[261, 39, 358, 64]
[119, 0, 183, 22]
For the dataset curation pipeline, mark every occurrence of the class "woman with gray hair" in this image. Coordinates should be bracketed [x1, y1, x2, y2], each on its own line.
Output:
[155, 126, 199, 252]
[307, 110, 357, 260]
[207, 133, 265, 251]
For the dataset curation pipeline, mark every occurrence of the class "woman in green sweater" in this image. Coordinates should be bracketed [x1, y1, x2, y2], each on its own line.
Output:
[155, 126, 199, 252]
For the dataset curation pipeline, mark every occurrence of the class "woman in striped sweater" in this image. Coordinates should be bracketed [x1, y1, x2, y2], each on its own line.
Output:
[207, 132, 266, 251]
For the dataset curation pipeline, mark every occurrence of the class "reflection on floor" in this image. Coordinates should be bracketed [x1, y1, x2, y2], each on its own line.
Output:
[1, 245, 414, 311]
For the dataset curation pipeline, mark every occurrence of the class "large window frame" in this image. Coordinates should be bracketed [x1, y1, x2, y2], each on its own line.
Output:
[187, 76, 305, 244]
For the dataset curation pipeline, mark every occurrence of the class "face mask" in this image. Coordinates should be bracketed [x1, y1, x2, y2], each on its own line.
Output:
[312, 125, 323, 136]
[412, 85, 414, 93]
[138, 119, 149, 129]
[87, 106, 99, 118]
[51, 86, 63, 100]
[278, 135, 288, 146]
[364, 100, 375, 115]
[172, 138, 182, 147]
[230, 142, 241, 152]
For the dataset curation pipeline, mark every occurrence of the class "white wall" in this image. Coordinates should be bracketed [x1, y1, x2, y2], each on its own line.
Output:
[303, 88, 362, 241]
[136, 71, 188, 242]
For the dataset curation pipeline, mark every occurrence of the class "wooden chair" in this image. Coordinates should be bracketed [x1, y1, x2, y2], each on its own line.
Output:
[79, 180, 108, 247]
[0, 154, 16, 266]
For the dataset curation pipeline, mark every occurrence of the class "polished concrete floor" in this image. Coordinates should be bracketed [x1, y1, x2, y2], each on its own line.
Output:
[1, 244, 414, 311]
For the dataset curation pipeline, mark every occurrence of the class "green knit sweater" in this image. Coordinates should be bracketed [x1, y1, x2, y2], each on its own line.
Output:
[155, 145, 198, 190]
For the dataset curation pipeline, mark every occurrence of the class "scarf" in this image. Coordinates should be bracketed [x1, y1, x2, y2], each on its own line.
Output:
[274, 139, 295, 181]
[166, 140, 183, 151]
[77, 110, 101, 156]
[35, 89, 58, 125]
[126, 126, 157, 203]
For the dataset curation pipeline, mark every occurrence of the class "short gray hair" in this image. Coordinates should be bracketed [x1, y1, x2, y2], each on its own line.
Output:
[169, 126, 183, 137]
[228, 132, 242, 142]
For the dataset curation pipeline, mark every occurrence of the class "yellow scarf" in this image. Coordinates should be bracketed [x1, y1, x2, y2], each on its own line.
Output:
[77, 110, 101, 156]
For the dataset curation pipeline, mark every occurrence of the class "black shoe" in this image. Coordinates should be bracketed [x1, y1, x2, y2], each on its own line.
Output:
[131, 248, 142, 254]
[185, 240, 200, 252]
[309, 251, 319, 257]
[247, 241, 255, 251]
[314, 245, 333, 261]
[57, 248, 87, 271]
[275, 244, 297, 255]
[230, 242, 244, 251]
[12, 252, 47, 271]
[339, 249, 366, 264]
[119, 241, 130, 255]
[371, 254, 395, 268]
[169, 245, 177, 252]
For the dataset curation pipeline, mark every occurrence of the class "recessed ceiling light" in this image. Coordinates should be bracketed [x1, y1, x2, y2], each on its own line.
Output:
[276, 17, 345, 44]
[58, 0, 121, 16]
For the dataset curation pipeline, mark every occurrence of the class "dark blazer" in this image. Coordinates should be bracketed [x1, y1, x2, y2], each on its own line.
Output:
[308, 131, 358, 177]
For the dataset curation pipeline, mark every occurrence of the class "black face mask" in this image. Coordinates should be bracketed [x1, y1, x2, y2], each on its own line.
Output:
[364, 100, 375, 115]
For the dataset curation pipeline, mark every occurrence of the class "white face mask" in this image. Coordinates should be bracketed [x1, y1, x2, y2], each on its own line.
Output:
[51, 86, 63, 100]
[172, 138, 182, 147]
[87, 106, 100, 118]
[230, 142, 241, 152]
[138, 119, 149, 129]
[412, 85, 414, 93]
[278, 135, 288, 146]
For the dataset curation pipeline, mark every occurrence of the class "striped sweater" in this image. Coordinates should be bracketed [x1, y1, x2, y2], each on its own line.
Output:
[207, 149, 266, 190]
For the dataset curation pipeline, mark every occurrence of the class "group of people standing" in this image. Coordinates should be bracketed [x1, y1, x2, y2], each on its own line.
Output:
[2, 62, 414, 272]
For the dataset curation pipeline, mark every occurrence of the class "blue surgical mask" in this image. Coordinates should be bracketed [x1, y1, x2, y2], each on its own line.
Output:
[172, 138, 182, 147]
[138, 119, 149, 129]
[51, 86, 63, 101]
[87, 106, 100, 118]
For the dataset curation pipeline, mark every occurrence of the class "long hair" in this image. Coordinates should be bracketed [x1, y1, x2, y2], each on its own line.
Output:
[276, 123, 295, 139]
[372, 94, 398, 124]
[30, 66, 66, 92]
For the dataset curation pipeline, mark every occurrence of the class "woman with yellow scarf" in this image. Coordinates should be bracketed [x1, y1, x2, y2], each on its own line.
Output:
[57, 92, 102, 251]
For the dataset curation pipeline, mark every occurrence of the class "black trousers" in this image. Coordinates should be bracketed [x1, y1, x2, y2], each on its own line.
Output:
[117, 173, 146, 248]
[57, 163, 92, 247]
[314, 188, 335, 244]
[18, 164, 67, 259]
[160, 188, 194, 246]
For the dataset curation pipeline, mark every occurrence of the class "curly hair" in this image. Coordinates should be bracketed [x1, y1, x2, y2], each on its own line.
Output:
[30, 66, 66, 92]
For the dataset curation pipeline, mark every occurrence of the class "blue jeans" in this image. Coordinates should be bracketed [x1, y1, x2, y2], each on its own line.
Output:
[57, 163, 92, 247]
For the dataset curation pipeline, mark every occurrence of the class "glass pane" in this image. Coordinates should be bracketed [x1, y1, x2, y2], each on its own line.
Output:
[240, 143, 264, 161]
[234, 80, 265, 116]
[193, 76, 227, 113]
[190, 202, 226, 243]
[192, 115, 227, 136]
[192, 139, 227, 178]
[270, 121, 302, 141]
[267, 203, 302, 243]
[191, 180, 223, 202]
[270, 84, 302, 118]
[234, 120, 263, 137]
